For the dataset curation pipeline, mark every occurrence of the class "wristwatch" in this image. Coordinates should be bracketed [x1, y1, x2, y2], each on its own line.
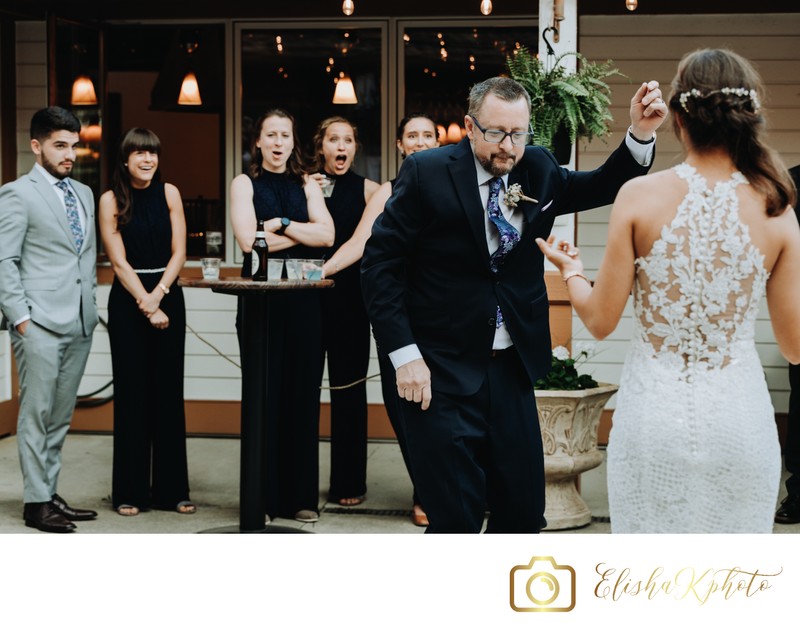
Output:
[276, 216, 291, 235]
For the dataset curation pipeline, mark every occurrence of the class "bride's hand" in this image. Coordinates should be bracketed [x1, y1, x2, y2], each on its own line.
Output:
[536, 235, 584, 275]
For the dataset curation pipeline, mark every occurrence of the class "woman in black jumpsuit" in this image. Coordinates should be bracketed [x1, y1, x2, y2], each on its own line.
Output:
[230, 109, 334, 522]
[310, 117, 380, 506]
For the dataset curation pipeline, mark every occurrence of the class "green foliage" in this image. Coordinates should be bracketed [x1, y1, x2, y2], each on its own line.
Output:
[534, 349, 599, 391]
[506, 47, 625, 153]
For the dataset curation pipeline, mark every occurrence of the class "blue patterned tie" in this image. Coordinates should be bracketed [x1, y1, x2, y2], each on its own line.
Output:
[56, 180, 84, 252]
[487, 177, 519, 272]
[487, 177, 519, 329]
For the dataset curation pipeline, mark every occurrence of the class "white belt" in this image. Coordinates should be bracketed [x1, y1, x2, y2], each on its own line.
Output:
[133, 267, 167, 274]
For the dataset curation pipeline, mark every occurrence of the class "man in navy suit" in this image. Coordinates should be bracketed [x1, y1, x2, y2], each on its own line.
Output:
[361, 76, 667, 533]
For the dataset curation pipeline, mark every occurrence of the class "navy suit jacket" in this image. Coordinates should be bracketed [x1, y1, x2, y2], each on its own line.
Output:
[361, 137, 650, 396]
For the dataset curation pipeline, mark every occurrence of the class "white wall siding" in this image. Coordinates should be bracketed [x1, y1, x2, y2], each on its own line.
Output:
[0, 23, 47, 403]
[575, 13, 800, 413]
[183, 288, 240, 400]
[80, 285, 387, 404]
[15, 22, 46, 176]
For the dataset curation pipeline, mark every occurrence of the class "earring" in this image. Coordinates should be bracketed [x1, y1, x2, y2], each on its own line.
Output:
[124, 163, 128, 167]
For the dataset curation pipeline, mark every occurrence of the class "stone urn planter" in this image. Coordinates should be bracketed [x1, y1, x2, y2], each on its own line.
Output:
[535, 383, 618, 530]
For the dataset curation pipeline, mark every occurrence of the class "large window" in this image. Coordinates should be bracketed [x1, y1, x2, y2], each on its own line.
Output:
[239, 25, 384, 182]
[104, 24, 226, 259]
[49, 19, 103, 200]
[236, 20, 536, 188]
[400, 22, 537, 146]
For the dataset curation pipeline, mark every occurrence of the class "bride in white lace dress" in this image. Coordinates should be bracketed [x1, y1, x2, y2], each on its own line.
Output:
[538, 48, 800, 533]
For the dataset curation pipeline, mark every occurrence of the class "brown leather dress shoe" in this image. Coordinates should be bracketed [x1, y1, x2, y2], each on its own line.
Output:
[775, 496, 800, 524]
[23, 502, 76, 533]
[51, 493, 97, 521]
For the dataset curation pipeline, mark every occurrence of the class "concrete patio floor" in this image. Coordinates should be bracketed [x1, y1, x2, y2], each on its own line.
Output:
[0, 432, 797, 534]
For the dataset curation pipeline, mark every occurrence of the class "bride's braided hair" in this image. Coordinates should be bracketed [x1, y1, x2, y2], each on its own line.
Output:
[667, 48, 795, 216]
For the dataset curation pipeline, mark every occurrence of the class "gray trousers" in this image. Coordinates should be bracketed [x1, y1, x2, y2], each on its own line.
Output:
[10, 319, 92, 503]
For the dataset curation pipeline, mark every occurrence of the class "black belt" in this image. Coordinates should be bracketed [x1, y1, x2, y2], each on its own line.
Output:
[490, 346, 515, 358]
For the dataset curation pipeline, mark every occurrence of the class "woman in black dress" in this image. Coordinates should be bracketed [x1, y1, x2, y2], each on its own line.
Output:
[321, 113, 439, 525]
[310, 117, 379, 507]
[230, 109, 334, 523]
[99, 128, 193, 516]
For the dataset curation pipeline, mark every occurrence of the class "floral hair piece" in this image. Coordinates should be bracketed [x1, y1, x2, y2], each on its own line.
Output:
[503, 182, 538, 208]
[678, 87, 761, 114]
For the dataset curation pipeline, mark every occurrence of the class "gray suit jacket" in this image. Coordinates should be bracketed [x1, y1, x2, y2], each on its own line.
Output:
[0, 166, 98, 336]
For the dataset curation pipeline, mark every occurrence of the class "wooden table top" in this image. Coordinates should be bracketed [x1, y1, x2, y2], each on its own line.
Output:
[179, 276, 334, 293]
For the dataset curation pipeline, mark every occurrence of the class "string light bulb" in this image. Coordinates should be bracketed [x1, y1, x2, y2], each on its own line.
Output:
[626, 0, 638, 10]
[342, 0, 354, 16]
[480, 0, 492, 16]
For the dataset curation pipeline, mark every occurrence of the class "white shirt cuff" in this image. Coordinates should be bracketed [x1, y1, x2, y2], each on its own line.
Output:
[625, 129, 655, 167]
[13, 314, 31, 327]
[389, 344, 423, 370]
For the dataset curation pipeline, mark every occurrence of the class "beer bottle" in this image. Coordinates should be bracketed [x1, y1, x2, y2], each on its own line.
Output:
[251, 219, 269, 280]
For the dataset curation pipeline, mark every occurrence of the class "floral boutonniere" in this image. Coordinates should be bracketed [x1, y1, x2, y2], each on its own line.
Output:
[504, 183, 538, 208]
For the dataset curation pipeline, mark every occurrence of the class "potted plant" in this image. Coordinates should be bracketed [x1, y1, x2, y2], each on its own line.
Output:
[534, 345, 618, 530]
[506, 46, 624, 163]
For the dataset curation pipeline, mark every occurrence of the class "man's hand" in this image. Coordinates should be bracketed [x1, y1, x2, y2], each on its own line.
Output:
[396, 358, 432, 411]
[15, 320, 29, 335]
[629, 80, 668, 140]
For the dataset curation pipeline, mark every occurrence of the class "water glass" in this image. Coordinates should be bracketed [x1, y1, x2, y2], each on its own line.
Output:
[285, 259, 303, 280]
[320, 177, 335, 198]
[267, 258, 284, 280]
[301, 259, 325, 281]
[201, 257, 221, 280]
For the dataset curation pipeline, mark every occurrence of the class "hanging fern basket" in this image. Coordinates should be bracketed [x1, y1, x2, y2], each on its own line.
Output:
[506, 47, 625, 158]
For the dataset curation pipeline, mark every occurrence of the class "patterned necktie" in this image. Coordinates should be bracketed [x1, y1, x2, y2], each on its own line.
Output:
[487, 177, 519, 329]
[487, 177, 519, 273]
[56, 180, 84, 251]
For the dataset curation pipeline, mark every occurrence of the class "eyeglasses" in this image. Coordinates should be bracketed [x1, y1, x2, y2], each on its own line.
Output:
[470, 116, 532, 146]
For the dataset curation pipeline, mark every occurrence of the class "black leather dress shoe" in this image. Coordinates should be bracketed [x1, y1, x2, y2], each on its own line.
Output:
[775, 496, 800, 524]
[23, 502, 76, 533]
[51, 493, 97, 521]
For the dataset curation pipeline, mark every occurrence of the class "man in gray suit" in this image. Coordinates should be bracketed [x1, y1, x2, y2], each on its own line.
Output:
[0, 107, 99, 532]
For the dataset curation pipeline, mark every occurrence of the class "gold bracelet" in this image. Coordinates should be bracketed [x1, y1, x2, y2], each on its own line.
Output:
[562, 270, 589, 284]
[158, 282, 170, 295]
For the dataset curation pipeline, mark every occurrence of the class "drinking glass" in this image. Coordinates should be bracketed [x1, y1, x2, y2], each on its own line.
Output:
[201, 257, 221, 280]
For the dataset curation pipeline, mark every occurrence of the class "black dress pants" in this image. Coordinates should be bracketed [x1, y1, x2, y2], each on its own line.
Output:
[109, 277, 190, 509]
[321, 269, 370, 500]
[399, 348, 545, 533]
[378, 350, 421, 506]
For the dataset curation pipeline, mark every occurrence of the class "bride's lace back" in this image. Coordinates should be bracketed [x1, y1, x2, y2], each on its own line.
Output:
[633, 163, 768, 376]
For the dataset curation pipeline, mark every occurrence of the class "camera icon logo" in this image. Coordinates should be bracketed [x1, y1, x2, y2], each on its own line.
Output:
[510, 556, 576, 612]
